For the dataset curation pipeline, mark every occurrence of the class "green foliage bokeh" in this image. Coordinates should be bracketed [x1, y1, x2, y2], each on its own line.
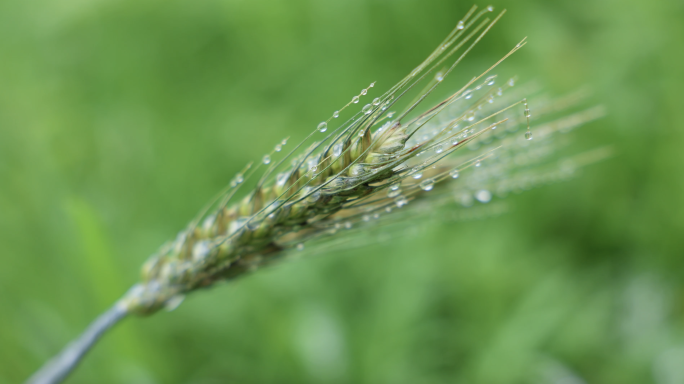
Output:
[1, 0, 683, 383]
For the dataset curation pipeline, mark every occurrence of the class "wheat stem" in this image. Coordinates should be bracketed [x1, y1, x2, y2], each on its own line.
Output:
[26, 304, 128, 384]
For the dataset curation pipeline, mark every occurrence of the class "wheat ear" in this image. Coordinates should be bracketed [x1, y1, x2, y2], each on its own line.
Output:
[27, 5, 609, 384]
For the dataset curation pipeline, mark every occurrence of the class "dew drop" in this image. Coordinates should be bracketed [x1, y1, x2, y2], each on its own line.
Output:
[165, 295, 185, 312]
[296, 243, 304, 251]
[457, 192, 474, 207]
[412, 172, 423, 179]
[369, 82, 375, 88]
[487, 5, 494, 12]
[508, 78, 515, 87]
[281, 138, 288, 145]
[201, 215, 216, 232]
[317, 121, 328, 132]
[450, 169, 460, 179]
[373, 97, 381, 105]
[344, 221, 352, 229]
[435, 144, 444, 154]
[387, 111, 395, 118]
[451, 138, 459, 145]
[523, 109, 531, 118]
[192, 240, 212, 262]
[464, 90, 473, 99]
[435, 72, 444, 82]
[525, 131, 533, 140]
[475, 160, 481, 167]
[395, 195, 408, 208]
[497, 88, 503, 96]
[388, 188, 402, 198]
[235, 174, 244, 184]
[466, 111, 475, 122]
[307, 189, 321, 202]
[274, 144, 282, 152]
[246, 221, 260, 231]
[385, 206, 392, 213]
[333, 110, 340, 118]
[276, 172, 289, 186]
[262, 155, 271, 164]
[308, 158, 319, 173]
[352, 95, 360, 104]
[457, 20, 465, 30]
[360, 88, 368, 95]
[362, 104, 373, 114]
[390, 183, 400, 191]
[349, 165, 363, 176]
[373, 213, 380, 219]
[333, 143, 343, 157]
[486, 75, 496, 85]
[488, 95, 494, 104]
[419, 179, 435, 191]
[379, 121, 390, 132]
[475, 189, 492, 203]
[362, 214, 370, 222]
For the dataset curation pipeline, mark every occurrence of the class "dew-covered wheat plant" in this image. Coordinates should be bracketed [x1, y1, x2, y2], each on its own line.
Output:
[27, 5, 609, 384]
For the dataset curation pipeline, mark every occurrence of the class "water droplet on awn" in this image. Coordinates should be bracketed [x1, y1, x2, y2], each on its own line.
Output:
[318, 122, 327, 132]
[388, 188, 402, 198]
[419, 179, 435, 191]
[475, 189, 492, 203]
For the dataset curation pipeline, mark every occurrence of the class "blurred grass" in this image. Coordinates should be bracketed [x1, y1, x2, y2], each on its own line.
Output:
[1, 0, 683, 383]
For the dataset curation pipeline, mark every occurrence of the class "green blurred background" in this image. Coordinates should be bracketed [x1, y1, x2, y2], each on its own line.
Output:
[1, 0, 683, 383]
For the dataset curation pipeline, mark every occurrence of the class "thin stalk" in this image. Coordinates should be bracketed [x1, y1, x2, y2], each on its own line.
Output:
[26, 303, 128, 384]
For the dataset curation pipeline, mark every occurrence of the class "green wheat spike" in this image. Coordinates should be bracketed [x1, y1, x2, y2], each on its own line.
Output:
[26, 5, 608, 384]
